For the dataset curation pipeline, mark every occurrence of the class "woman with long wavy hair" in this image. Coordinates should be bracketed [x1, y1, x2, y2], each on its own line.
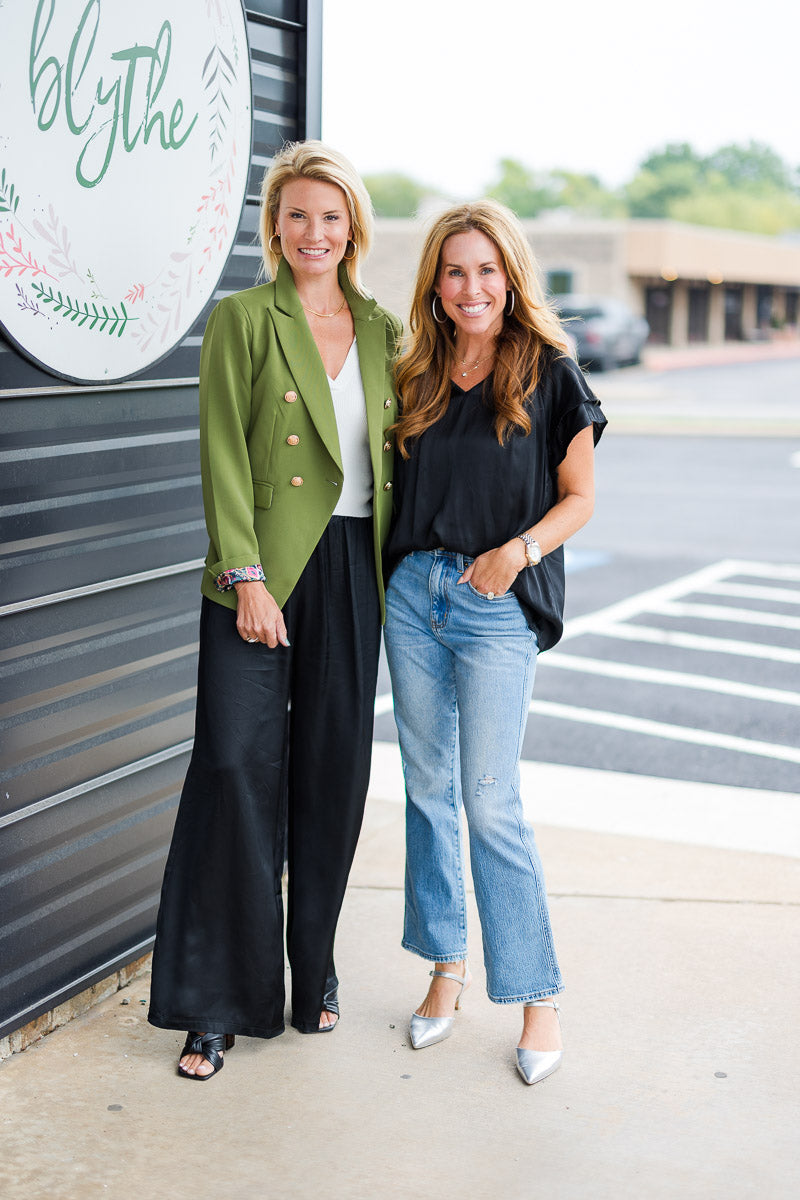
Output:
[383, 200, 606, 1085]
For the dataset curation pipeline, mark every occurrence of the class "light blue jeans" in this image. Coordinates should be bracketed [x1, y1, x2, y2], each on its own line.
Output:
[384, 550, 563, 1003]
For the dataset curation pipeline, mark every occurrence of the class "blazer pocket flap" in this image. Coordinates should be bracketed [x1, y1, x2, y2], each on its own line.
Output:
[253, 481, 274, 509]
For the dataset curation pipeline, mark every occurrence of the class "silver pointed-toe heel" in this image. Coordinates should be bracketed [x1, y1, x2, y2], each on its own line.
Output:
[516, 999, 562, 1086]
[409, 965, 470, 1050]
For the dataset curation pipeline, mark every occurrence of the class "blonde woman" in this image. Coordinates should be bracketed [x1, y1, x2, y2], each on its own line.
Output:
[149, 142, 401, 1079]
[383, 200, 606, 1085]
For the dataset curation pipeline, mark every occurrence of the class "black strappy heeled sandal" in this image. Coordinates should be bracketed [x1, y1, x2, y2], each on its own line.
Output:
[177, 1032, 235, 1080]
[318, 983, 339, 1032]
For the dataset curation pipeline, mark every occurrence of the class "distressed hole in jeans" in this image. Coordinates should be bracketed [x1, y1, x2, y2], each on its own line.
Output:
[478, 775, 497, 785]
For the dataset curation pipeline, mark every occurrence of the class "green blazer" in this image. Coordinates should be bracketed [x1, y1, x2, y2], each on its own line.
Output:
[198, 259, 402, 619]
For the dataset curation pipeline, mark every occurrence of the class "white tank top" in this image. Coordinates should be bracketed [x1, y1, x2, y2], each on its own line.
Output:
[326, 340, 372, 518]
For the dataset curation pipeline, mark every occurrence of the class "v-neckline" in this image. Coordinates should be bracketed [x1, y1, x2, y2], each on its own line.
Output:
[326, 338, 357, 385]
[451, 370, 493, 395]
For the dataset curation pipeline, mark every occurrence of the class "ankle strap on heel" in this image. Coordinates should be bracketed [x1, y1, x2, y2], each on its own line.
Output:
[430, 969, 468, 987]
[524, 999, 562, 1027]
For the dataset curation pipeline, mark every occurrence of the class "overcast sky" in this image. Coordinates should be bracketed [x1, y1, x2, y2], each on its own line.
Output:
[322, 0, 798, 198]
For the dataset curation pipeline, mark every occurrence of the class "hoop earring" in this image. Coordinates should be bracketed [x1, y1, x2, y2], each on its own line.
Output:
[505, 289, 516, 316]
[432, 295, 447, 324]
[343, 239, 357, 261]
[268, 233, 282, 255]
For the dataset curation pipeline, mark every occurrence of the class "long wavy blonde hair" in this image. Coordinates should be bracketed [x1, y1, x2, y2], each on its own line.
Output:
[259, 141, 374, 295]
[394, 200, 570, 457]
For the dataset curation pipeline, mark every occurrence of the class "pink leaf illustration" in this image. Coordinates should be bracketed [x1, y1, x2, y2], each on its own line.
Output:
[0, 225, 57, 280]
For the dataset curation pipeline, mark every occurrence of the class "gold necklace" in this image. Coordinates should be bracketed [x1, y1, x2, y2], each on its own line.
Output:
[302, 294, 347, 319]
[458, 351, 494, 378]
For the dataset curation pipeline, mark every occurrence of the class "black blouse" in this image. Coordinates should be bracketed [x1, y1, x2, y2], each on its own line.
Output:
[384, 352, 607, 651]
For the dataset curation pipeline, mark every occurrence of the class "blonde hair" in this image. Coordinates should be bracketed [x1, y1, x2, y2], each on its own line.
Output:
[259, 141, 374, 295]
[394, 199, 570, 457]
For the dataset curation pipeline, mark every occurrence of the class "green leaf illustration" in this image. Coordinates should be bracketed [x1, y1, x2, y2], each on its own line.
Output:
[32, 283, 138, 337]
[0, 167, 21, 214]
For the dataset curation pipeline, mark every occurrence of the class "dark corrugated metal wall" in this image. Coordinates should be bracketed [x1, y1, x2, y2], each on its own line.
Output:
[0, 0, 323, 1039]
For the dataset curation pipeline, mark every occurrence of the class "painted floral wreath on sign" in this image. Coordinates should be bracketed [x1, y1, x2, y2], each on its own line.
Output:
[0, 0, 252, 384]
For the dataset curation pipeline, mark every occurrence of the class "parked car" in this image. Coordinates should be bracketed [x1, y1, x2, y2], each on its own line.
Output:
[555, 295, 649, 371]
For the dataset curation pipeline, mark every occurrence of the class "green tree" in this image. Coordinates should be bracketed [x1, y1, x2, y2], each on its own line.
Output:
[551, 170, 626, 217]
[487, 158, 559, 217]
[625, 142, 707, 218]
[706, 140, 797, 193]
[363, 172, 436, 217]
[624, 140, 800, 233]
[670, 182, 800, 236]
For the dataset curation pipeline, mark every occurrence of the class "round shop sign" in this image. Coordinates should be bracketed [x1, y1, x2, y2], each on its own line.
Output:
[0, 0, 252, 384]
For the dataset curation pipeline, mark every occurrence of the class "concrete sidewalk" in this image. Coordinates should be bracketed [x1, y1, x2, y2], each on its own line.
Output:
[641, 338, 800, 372]
[1, 752, 798, 1200]
[589, 342, 800, 437]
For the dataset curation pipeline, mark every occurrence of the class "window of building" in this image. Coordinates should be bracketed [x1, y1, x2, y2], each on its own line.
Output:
[786, 290, 799, 326]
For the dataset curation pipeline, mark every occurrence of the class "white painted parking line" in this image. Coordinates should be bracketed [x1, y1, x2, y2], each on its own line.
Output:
[542, 651, 800, 706]
[558, 560, 741, 642]
[596, 622, 800, 664]
[528, 699, 800, 764]
[559, 561, 800, 649]
[729, 562, 800, 582]
[701, 581, 800, 605]
[654, 600, 800, 631]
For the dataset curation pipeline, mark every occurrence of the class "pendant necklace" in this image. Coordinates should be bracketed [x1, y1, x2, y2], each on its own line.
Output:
[459, 351, 494, 378]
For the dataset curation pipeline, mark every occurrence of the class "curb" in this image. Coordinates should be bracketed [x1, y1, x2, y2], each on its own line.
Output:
[642, 340, 800, 371]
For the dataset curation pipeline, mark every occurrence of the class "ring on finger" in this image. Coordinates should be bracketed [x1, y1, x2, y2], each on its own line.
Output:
[245, 636, 258, 643]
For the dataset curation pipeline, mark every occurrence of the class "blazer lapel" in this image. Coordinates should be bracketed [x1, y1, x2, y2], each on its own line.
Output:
[352, 308, 387, 486]
[271, 259, 342, 470]
[340, 266, 387, 483]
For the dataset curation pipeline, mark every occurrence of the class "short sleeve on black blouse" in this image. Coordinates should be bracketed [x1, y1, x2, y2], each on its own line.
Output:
[548, 355, 607, 470]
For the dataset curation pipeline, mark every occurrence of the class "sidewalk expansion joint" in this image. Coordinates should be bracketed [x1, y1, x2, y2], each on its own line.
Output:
[348, 885, 798, 907]
[550, 892, 799, 907]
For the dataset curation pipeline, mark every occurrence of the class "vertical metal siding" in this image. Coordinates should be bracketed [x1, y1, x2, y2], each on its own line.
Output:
[0, 1, 323, 1039]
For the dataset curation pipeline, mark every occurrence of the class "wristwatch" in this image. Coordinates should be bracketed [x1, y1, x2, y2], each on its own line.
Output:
[517, 533, 542, 567]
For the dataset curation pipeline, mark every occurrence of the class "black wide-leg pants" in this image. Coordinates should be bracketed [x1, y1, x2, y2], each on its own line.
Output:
[148, 516, 381, 1038]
